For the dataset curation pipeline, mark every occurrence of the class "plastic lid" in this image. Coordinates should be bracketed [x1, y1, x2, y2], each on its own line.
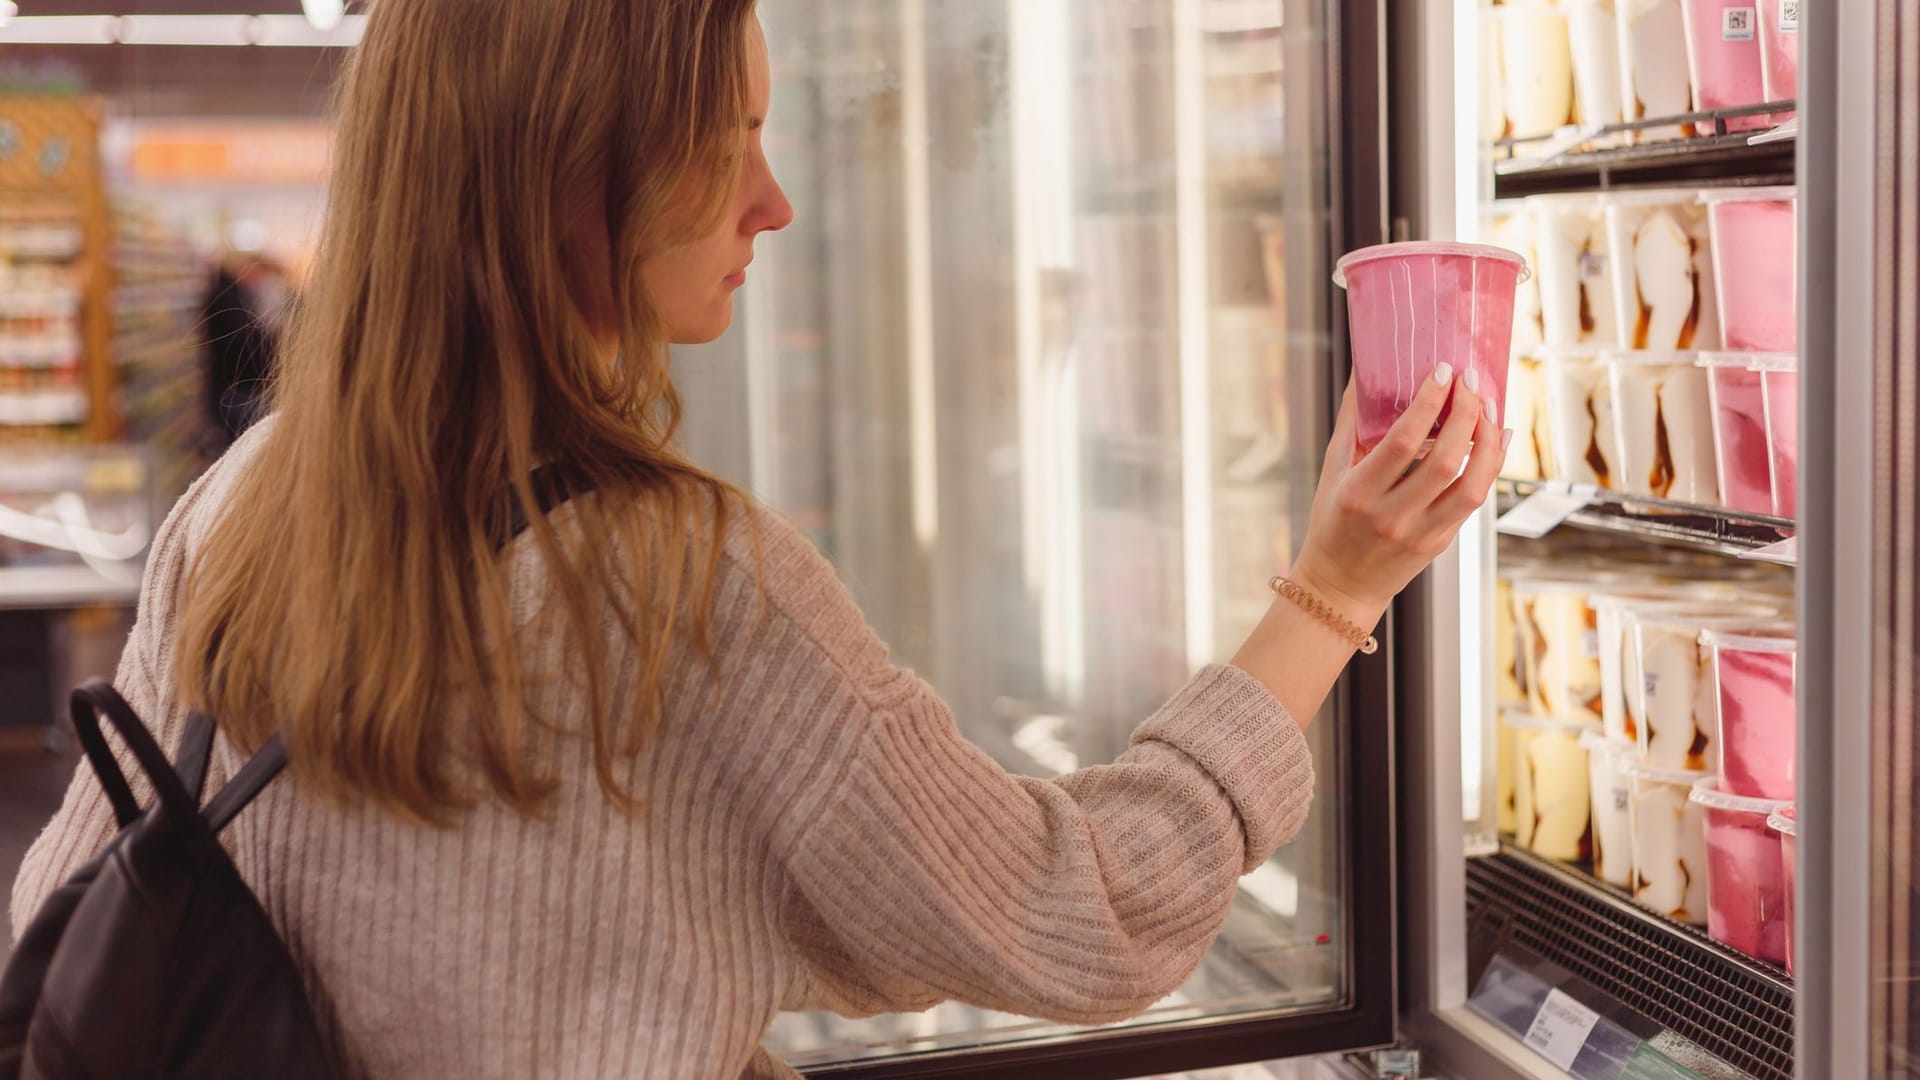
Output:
[1591, 587, 1741, 612]
[1622, 760, 1713, 785]
[1525, 191, 1604, 208]
[1629, 603, 1781, 631]
[1701, 622, 1798, 653]
[1690, 776, 1793, 814]
[1332, 242, 1531, 288]
[1602, 349, 1700, 367]
[1536, 344, 1608, 365]
[1580, 729, 1637, 753]
[1747, 352, 1799, 373]
[1600, 187, 1713, 208]
[1698, 185, 1797, 205]
[1501, 711, 1598, 735]
[1697, 351, 1764, 370]
[1769, 805, 1797, 836]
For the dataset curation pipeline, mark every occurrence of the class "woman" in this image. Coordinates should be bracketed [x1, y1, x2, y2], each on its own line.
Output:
[10, 2, 1505, 1077]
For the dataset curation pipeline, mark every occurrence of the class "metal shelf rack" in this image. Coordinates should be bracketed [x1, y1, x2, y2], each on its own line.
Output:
[1491, 102, 1797, 199]
[1497, 479, 1795, 559]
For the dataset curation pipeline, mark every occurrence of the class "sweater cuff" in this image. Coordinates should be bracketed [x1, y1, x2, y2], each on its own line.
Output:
[1130, 663, 1316, 871]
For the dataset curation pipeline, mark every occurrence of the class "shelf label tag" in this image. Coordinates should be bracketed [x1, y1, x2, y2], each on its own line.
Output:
[1779, 0, 1801, 33]
[1722, 7, 1757, 41]
[1740, 536, 1799, 566]
[1525, 988, 1603, 1071]
[1498, 487, 1592, 539]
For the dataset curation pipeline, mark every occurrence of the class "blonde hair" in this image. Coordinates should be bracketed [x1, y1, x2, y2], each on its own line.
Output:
[177, 0, 760, 825]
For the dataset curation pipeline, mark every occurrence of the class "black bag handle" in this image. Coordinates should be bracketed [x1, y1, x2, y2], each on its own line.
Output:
[70, 680, 203, 830]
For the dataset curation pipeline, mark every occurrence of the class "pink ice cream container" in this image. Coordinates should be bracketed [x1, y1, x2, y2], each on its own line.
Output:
[1334, 242, 1530, 451]
[1702, 187, 1798, 351]
[1753, 352, 1799, 519]
[1680, 0, 1772, 131]
[1691, 777, 1793, 965]
[1700, 352, 1776, 516]
[1756, 0, 1801, 120]
[1706, 623, 1798, 800]
[1769, 804, 1797, 973]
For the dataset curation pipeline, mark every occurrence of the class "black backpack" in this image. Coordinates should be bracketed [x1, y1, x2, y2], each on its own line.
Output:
[0, 465, 592, 1080]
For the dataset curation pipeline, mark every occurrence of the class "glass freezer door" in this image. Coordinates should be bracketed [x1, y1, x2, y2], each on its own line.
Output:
[670, 0, 1396, 1075]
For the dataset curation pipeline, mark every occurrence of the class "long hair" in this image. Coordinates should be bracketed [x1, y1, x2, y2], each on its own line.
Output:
[175, 0, 759, 825]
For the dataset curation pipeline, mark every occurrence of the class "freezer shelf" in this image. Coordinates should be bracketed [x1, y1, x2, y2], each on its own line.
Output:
[1495, 479, 1793, 558]
[1467, 844, 1793, 1080]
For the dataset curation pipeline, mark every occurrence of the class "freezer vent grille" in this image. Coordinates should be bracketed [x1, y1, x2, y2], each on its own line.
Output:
[1467, 848, 1795, 1080]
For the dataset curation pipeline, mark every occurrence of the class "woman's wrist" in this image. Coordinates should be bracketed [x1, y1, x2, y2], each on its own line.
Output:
[1285, 555, 1390, 635]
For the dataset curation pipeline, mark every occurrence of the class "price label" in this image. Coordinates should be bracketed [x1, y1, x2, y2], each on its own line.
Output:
[1723, 6, 1757, 41]
[1740, 536, 1799, 566]
[1780, 0, 1801, 32]
[1525, 988, 1603, 1071]
[1498, 487, 1593, 539]
[1580, 628, 1602, 659]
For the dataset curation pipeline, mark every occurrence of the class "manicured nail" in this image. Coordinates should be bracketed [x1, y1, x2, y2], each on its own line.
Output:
[1486, 396, 1500, 426]
[1463, 367, 1482, 394]
[1434, 362, 1455, 386]
[1501, 429, 1515, 452]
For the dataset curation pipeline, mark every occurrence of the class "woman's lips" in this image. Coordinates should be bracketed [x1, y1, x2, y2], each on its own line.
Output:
[724, 269, 747, 288]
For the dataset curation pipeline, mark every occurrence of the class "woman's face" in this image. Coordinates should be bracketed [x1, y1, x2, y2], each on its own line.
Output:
[642, 16, 793, 345]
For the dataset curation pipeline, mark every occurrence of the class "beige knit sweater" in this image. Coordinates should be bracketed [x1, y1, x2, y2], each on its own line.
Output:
[10, 425, 1316, 1079]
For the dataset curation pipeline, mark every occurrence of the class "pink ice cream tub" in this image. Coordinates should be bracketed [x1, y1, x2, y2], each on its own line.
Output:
[1333, 242, 1529, 451]
[1700, 352, 1775, 515]
[1706, 623, 1797, 800]
[1702, 188, 1798, 351]
[1679, 0, 1771, 131]
[1769, 804, 1797, 973]
[1756, 0, 1801, 120]
[1754, 352, 1799, 519]
[1691, 777, 1792, 965]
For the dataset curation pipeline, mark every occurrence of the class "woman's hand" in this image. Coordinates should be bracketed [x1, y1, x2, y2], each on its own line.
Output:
[1289, 364, 1509, 629]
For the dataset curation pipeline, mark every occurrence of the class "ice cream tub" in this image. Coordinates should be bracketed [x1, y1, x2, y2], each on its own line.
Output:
[1705, 623, 1797, 800]
[1627, 760, 1713, 925]
[1488, 207, 1546, 353]
[1333, 242, 1529, 452]
[1491, 6, 1578, 148]
[1501, 352, 1553, 481]
[1566, 0, 1628, 134]
[1756, 0, 1800, 120]
[1692, 777, 1793, 964]
[1602, 189, 1721, 351]
[1679, 0, 1771, 130]
[1753, 352, 1798, 519]
[1616, 0, 1697, 141]
[1497, 574, 1529, 709]
[1506, 712, 1596, 862]
[1700, 352, 1775, 514]
[1530, 195, 1619, 348]
[1606, 352, 1719, 504]
[1630, 603, 1782, 771]
[1770, 804, 1797, 973]
[1702, 187, 1798, 351]
[1594, 586, 1747, 743]
[1583, 729, 1639, 887]
[1514, 578, 1607, 725]
[1543, 346, 1620, 489]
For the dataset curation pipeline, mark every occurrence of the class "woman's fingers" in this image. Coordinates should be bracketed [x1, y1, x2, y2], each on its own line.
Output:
[1430, 402, 1509, 527]
[1320, 381, 1360, 489]
[1394, 375, 1485, 505]
[1350, 362, 1454, 488]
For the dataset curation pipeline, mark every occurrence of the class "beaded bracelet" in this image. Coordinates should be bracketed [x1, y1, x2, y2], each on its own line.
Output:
[1269, 575, 1380, 655]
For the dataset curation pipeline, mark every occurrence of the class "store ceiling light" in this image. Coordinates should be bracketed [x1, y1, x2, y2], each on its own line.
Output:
[0, 13, 365, 47]
[117, 14, 248, 46]
[0, 14, 118, 45]
[301, 0, 344, 33]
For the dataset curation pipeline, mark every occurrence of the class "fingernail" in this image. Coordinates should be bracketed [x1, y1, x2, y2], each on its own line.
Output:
[1463, 367, 1481, 393]
[1501, 429, 1515, 451]
[1433, 362, 1455, 386]
[1486, 396, 1500, 426]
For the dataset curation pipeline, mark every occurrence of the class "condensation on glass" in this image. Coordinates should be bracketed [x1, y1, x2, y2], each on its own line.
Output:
[671, 0, 1346, 1066]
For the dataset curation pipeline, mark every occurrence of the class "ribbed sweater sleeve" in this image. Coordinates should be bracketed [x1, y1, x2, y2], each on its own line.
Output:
[749, 518, 1317, 1025]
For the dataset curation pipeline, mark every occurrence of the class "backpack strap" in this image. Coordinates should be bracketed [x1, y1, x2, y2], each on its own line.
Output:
[176, 711, 217, 804]
[70, 680, 204, 830]
[202, 735, 287, 835]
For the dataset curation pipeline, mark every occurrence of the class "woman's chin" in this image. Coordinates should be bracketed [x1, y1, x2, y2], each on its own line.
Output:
[667, 299, 736, 346]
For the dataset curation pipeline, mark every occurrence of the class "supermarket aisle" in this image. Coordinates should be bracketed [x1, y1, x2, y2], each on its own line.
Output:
[0, 749, 73, 959]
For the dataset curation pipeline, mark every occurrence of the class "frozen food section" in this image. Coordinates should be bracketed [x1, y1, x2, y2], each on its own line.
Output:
[669, 0, 1920, 1076]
